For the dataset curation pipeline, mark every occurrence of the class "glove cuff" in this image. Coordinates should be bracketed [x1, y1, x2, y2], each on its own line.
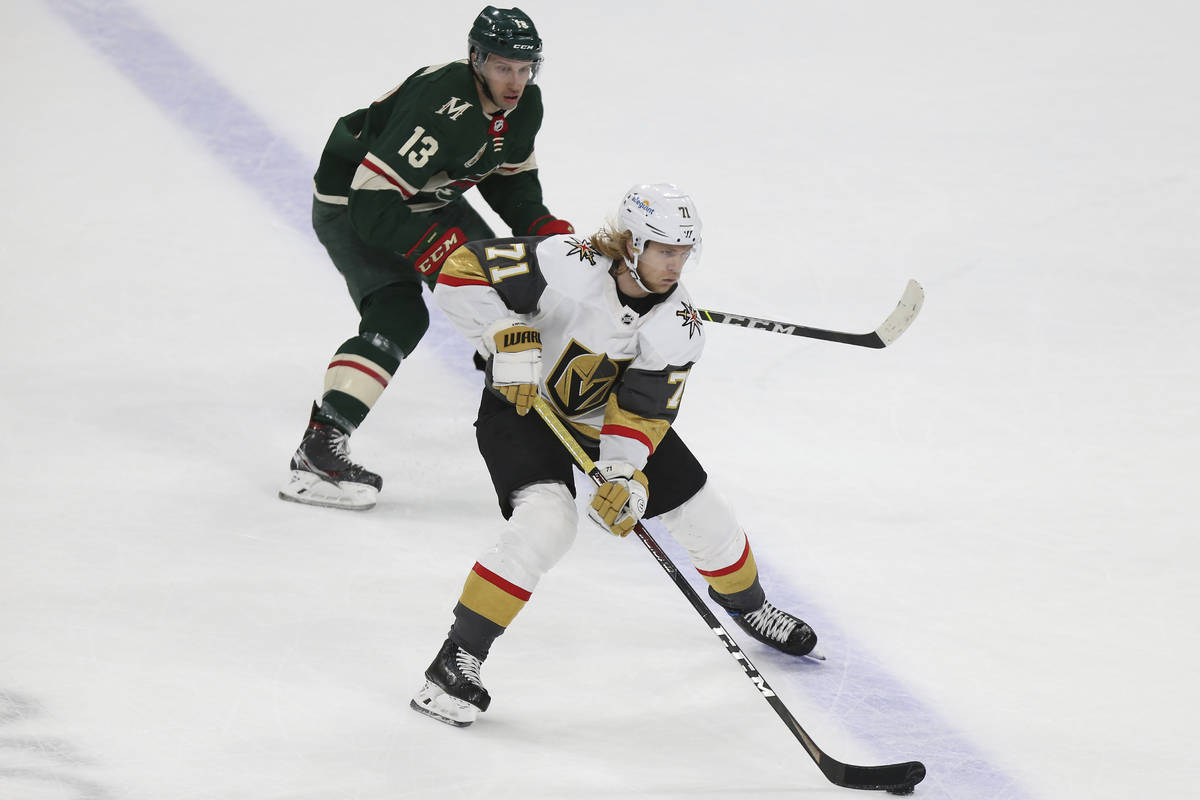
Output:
[528, 215, 575, 236]
[597, 461, 650, 492]
[482, 318, 540, 356]
[628, 468, 648, 493]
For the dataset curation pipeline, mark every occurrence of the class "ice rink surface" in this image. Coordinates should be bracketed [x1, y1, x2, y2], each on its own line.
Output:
[2, 1, 1198, 797]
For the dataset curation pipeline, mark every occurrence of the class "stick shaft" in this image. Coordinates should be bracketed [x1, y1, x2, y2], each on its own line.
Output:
[529, 397, 925, 791]
[698, 279, 925, 349]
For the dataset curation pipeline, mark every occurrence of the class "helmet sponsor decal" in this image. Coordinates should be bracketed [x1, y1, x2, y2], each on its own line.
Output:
[630, 195, 655, 215]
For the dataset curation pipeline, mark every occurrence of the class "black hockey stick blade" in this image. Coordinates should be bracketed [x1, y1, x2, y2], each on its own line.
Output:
[824, 759, 927, 793]
[699, 279, 925, 349]
[530, 396, 927, 793]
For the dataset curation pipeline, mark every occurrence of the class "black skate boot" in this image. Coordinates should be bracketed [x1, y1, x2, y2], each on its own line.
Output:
[410, 638, 491, 727]
[709, 586, 819, 657]
[278, 403, 382, 510]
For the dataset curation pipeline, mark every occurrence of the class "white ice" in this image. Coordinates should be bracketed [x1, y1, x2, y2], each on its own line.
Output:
[2, 1, 1198, 798]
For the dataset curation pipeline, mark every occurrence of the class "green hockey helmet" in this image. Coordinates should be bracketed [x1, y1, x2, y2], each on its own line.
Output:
[468, 6, 543, 74]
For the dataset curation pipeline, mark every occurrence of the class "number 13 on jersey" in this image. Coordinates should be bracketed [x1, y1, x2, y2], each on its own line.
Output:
[398, 126, 439, 168]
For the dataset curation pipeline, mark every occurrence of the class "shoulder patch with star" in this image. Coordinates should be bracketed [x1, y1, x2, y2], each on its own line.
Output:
[565, 237, 599, 265]
[676, 302, 703, 339]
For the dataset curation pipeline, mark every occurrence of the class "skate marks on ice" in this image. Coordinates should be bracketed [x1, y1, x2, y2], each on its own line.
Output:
[0, 689, 116, 800]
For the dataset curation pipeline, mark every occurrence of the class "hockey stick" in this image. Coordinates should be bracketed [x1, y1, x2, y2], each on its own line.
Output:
[698, 279, 925, 349]
[530, 396, 926, 794]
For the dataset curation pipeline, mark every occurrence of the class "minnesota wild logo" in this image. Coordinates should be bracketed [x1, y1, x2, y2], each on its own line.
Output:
[676, 302, 703, 339]
[565, 237, 598, 265]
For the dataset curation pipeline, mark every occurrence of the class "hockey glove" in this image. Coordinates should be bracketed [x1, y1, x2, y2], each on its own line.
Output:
[587, 461, 649, 538]
[527, 215, 574, 236]
[482, 318, 542, 416]
[405, 223, 467, 276]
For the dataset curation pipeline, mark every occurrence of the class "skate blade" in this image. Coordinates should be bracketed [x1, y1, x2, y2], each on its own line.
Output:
[278, 470, 378, 511]
[802, 646, 826, 662]
[410, 680, 481, 727]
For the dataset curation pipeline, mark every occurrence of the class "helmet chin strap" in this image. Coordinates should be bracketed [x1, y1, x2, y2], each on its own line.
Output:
[622, 250, 653, 294]
[471, 51, 499, 107]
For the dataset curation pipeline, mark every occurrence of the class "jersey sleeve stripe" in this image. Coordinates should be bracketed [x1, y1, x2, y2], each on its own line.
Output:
[313, 185, 349, 205]
[497, 151, 538, 174]
[353, 155, 417, 197]
[601, 394, 672, 455]
[438, 246, 491, 286]
[599, 423, 656, 455]
[436, 273, 491, 287]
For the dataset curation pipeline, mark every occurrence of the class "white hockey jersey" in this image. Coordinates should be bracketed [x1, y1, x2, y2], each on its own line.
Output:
[435, 233, 705, 468]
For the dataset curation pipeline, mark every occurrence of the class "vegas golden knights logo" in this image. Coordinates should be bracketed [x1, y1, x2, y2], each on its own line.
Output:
[547, 340, 632, 416]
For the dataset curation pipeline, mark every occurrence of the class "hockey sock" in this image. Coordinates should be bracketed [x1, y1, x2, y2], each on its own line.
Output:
[708, 575, 767, 614]
[450, 561, 532, 659]
[696, 536, 763, 608]
[317, 332, 403, 431]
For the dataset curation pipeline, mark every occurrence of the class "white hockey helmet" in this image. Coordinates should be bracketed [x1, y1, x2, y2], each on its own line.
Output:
[617, 183, 702, 291]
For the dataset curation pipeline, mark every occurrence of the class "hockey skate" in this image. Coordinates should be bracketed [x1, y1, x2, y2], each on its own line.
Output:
[278, 404, 382, 510]
[709, 587, 822, 659]
[410, 638, 491, 727]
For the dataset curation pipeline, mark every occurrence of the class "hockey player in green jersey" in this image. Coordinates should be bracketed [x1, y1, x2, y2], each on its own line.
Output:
[280, 6, 574, 511]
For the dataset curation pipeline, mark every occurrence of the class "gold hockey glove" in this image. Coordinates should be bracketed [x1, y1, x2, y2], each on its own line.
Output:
[482, 319, 542, 416]
[588, 461, 650, 537]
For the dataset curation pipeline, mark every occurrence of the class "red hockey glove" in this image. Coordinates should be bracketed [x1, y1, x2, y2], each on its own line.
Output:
[405, 224, 467, 276]
[527, 215, 574, 236]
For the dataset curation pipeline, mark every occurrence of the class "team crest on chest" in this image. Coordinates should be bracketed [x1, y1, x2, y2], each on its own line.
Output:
[565, 237, 598, 265]
[676, 302, 703, 339]
[489, 114, 508, 152]
[547, 340, 632, 417]
[436, 97, 473, 120]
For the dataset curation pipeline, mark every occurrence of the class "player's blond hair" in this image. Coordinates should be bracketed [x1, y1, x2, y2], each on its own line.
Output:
[589, 225, 633, 274]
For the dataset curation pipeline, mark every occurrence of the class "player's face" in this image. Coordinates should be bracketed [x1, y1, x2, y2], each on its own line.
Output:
[635, 241, 693, 294]
[478, 54, 535, 111]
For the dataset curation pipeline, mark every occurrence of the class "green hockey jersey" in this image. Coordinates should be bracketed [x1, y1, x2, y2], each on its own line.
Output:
[313, 60, 552, 254]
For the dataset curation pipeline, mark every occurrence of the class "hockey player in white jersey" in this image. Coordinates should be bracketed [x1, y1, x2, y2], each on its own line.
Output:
[411, 184, 818, 727]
